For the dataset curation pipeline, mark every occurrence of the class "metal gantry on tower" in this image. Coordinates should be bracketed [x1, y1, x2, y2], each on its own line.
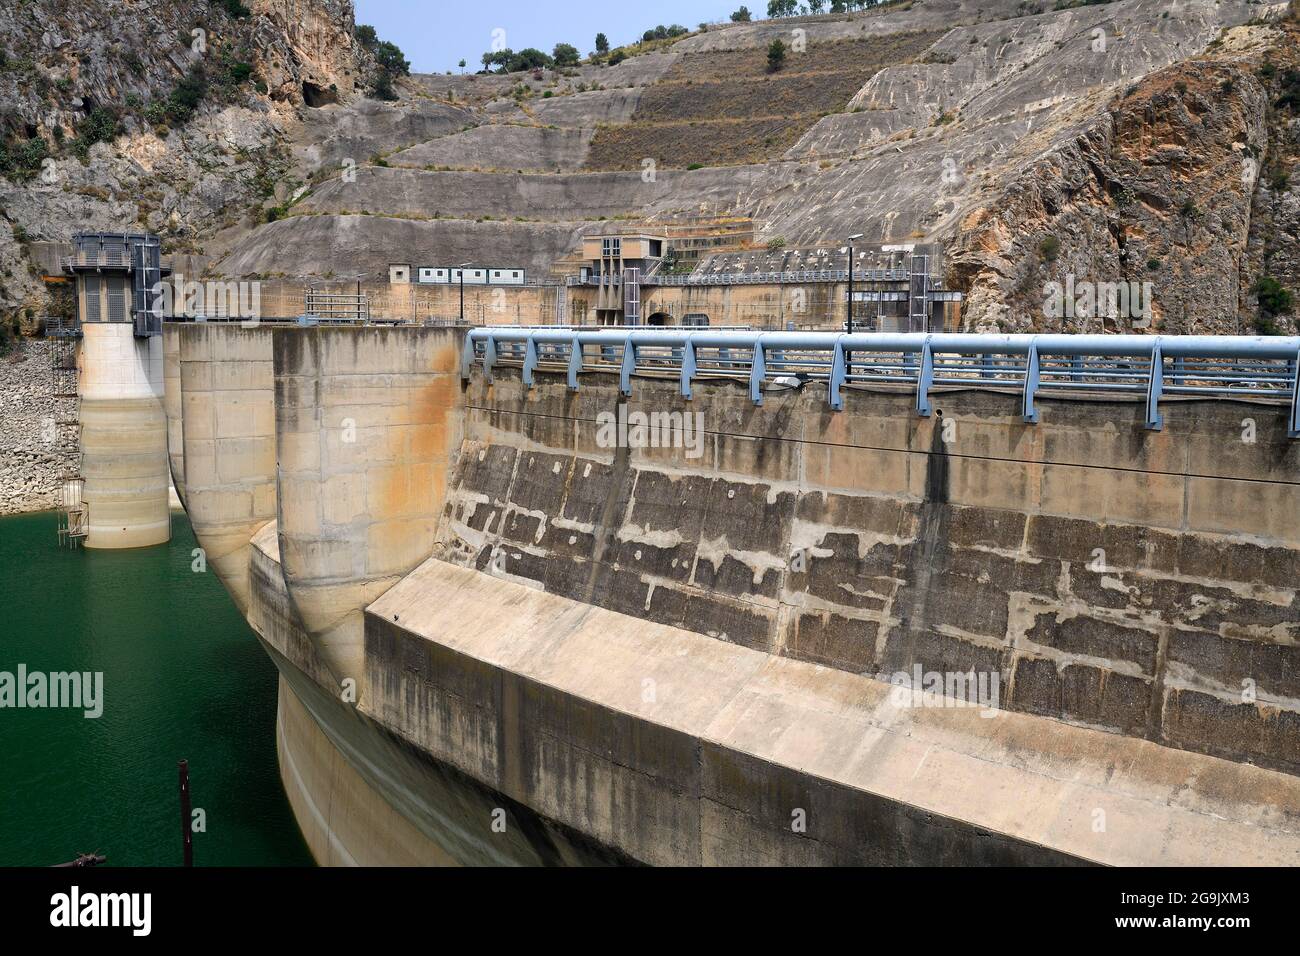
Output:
[47, 315, 87, 547]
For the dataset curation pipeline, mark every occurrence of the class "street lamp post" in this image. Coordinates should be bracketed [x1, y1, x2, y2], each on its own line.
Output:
[845, 233, 863, 333]
[845, 233, 863, 375]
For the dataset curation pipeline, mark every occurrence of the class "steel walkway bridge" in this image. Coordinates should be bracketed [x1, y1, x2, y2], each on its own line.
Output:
[462, 329, 1300, 437]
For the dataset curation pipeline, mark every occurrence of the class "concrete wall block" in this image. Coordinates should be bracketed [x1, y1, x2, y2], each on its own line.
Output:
[921, 502, 1021, 550]
[1021, 610, 1160, 675]
[186, 487, 254, 524]
[683, 592, 779, 653]
[711, 430, 801, 485]
[212, 435, 276, 486]
[880, 626, 1008, 681]
[1183, 424, 1300, 486]
[1038, 461, 1184, 529]
[213, 392, 268, 441]
[785, 611, 880, 673]
[180, 391, 215, 441]
[790, 532, 898, 612]
[366, 517, 438, 578]
[211, 359, 274, 393]
[1040, 420, 1184, 476]
[692, 552, 783, 602]
[1161, 689, 1300, 774]
[180, 443, 218, 487]
[1009, 656, 1152, 737]
[946, 453, 1038, 513]
[1026, 513, 1170, 570]
[700, 478, 795, 555]
[178, 357, 214, 393]
[795, 489, 916, 537]
[889, 573, 1012, 643]
[321, 472, 368, 526]
[1175, 534, 1300, 591]
[508, 451, 573, 514]
[280, 534, 357, 580]
[561, 456, 632, 525]
[804, 442, 920, 498]
[1167, 629, 1300, 703]
[364, 624, 503, 787]
[1186, 475, 1300, 545]
[459, 443, 519, 501]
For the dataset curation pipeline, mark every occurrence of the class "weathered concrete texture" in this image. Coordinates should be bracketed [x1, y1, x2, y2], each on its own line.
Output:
[390, 125, 595, 173]
[273, 326, 463, 692]
[295, 163, 790, 223]
[252, 521, 632, 865]
[215, 214, 584, 281]
[173, 323, 277, 613]
[276, 673, 459, 866]
[366, 558, 1300, 865]
[79, 323, 170, 549]
[442, 370, 1300, 774]
[176, 322, 1300, 865]
[291, 96, 475, 176]
[162, 328, 186, 508]
[248, 520, 334, 690]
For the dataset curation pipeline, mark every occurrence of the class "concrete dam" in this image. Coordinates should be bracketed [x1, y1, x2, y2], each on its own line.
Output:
[157, 321, 1300, 865]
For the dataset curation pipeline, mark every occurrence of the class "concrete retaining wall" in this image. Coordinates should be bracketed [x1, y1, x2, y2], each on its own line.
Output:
[272, 326, 463, 690]
[364, 558, 1300, 865]
[441, 371, 1300, 774]
[173, 323, 277, 613]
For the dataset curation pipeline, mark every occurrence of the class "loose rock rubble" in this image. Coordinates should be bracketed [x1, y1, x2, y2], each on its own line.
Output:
[0, 340, 74, 515]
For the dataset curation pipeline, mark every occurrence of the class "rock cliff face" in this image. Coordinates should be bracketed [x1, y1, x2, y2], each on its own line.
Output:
[0, 0, 369, 317]
[950, 19, 1300, 334]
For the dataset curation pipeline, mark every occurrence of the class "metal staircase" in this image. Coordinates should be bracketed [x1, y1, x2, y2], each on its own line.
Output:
[47, 316, 87, 547]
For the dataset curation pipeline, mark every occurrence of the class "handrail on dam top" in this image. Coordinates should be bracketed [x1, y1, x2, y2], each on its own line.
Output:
[462, 329, 1300, 437]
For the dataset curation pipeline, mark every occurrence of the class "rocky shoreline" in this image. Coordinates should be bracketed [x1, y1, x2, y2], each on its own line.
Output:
[0, 339, 74, 516]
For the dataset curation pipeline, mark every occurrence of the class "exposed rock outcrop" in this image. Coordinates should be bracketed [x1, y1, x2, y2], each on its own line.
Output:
[0, 0, 370, 317]
[950, 20, 1299, 334]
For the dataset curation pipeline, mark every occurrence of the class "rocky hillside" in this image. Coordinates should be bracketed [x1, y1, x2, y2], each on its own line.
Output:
[0, 0, 371, 319]
[952, 10, 1300, 334]
[2, 0, 1298, 336]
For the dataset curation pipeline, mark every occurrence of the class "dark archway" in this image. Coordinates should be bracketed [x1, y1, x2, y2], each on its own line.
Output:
[646, 312, 673, 326]
[302, 82, 340, 107]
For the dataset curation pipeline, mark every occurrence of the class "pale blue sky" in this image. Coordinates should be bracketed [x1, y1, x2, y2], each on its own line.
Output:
[354, 0, 754, 74]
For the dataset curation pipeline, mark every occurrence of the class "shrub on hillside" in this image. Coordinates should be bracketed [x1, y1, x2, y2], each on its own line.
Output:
[767, 39, 787, 73]
[1253, 275, 1294, 319]
[357, 24, 410, 99]
[0, 136, 50, 181]
[553, 43, 580, 67]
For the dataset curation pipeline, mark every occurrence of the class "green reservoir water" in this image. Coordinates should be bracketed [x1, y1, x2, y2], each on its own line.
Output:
[0, 510, 312, 866]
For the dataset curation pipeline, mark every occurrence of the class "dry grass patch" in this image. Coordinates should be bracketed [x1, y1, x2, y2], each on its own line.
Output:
[586, 31, 942, 170]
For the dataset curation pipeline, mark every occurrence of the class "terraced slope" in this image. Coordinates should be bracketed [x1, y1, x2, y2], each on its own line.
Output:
[199, 0, 1296, 336]
[585, 31, 945, 170]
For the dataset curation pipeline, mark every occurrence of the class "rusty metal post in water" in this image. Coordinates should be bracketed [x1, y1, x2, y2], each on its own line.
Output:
[179, 759, 193, 867]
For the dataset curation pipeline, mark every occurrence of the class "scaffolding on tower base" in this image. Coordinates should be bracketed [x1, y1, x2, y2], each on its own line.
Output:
[47, 315, 88, 547]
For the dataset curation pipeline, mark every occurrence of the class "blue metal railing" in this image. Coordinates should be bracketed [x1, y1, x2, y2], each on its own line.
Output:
[462, 329, 1300, 437]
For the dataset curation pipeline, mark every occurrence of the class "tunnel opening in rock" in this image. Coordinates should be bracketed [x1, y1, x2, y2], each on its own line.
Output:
[302, 81, 339, 107]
